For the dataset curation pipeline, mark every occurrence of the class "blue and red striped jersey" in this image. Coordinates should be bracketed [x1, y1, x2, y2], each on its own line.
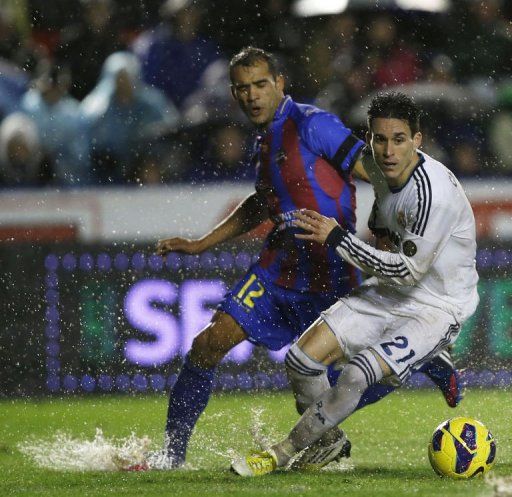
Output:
[253, 95, 364, 293]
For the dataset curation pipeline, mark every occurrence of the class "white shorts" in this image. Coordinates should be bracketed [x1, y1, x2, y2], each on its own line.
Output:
[321, 285, 460, 384]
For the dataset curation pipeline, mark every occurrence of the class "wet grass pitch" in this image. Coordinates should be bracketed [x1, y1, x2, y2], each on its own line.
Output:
[1, 389, 511, 496]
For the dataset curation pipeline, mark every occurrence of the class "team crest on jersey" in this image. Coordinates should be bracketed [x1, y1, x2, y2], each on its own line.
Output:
[402, 240, 417, 257]
[397, 210, 407, 229]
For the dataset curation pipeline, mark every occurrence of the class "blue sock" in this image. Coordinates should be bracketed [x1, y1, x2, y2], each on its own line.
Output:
[165, 354, 215, 463]
[328, 364, 396, 410]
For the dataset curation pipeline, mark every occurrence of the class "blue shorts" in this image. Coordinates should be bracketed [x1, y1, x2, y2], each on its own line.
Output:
[219, 265, 355, 351]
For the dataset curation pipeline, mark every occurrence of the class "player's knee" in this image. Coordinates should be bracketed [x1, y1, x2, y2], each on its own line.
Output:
[190, 317, 244, 368]
[190, 327, 226, 368]
[285, 342, 328, 379]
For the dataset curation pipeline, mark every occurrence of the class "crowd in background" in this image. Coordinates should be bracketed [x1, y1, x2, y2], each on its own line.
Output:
[0, 0, 512, 187]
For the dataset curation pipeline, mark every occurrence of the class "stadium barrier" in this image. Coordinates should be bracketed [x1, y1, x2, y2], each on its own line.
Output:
[1, 241, 511, 396]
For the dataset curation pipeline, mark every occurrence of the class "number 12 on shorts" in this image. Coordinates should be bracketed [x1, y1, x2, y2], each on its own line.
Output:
[236, 273, 265, 309]
[380, 336, 416, 364]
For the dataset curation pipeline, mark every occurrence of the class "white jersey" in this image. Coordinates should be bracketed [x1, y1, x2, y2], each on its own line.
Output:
[331, 151, 479, 322]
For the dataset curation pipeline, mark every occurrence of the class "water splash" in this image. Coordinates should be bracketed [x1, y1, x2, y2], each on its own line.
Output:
[18, 428, 152, 471]
[486, 475, 512, 496]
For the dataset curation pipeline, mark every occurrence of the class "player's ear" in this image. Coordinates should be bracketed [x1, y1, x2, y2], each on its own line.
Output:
[230, 85, 237, 101]
[413, 132, 422, 149]
[365, 131, 371, 145]
[276, 74, 285, 92]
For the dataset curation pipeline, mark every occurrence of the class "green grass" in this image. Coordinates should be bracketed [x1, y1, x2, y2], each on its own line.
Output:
[1, 389, 511, 496]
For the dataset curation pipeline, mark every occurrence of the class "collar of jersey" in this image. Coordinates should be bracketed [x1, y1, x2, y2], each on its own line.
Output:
[389, 152, 426, 194]
[273, 95, 293, 122]
[256, 96, 293, 140]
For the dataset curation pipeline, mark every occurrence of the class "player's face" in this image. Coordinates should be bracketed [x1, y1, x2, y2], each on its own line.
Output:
[231, 61, 285, 129]
[368, 118, 422, 188]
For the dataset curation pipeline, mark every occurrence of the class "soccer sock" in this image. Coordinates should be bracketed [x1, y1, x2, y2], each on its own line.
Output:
[285, 344, 330, 414]
[329, 365, 396, 410]
[165, 354, 215, 462]
[277, 350, 383, 459]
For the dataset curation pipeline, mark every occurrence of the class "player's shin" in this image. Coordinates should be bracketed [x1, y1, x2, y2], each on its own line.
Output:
[165, 354, 215, 465]
[274, 350, 383, 465]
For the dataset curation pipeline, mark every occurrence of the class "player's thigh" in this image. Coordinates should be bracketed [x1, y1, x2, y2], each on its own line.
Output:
[219, 268, 296, 350]
[296, 318, 345, 366]
[320, 297, 388, 359]
[372, 307, 460, 384]
[190, 311, 247, 367]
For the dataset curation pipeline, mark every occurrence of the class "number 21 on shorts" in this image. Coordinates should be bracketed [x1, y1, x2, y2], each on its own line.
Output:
[379, 336, 416, 364]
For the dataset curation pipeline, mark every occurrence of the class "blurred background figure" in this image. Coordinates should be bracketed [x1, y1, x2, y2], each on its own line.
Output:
[365, 14, 422, 89]
[132, 0, 222, 110]
[181, 59, 244, 127]
[0, 112, 51, 186]
[450, 140, 482, 178]
[56, 0, 124, 100]
[489, 83, 512, 176]
[0, 58, 28, 121]
[448, 0, 512, 85]
[81, 51, 180, 184]
[20, 61, 90, 185]
[182, 123, 251, 184]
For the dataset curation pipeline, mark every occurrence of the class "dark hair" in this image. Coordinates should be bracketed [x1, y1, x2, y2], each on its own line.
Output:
[367, 92, 422, 135]
[229, 46, 280, 83]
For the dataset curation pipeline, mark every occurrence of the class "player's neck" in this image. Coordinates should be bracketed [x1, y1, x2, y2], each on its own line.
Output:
[388, 152, 420, 189]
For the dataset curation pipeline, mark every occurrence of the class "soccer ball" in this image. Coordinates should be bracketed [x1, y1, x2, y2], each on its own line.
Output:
[428, 417, 496, 479]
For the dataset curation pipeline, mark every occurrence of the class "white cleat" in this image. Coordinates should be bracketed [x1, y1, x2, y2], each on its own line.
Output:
[290, 429, 351, 471]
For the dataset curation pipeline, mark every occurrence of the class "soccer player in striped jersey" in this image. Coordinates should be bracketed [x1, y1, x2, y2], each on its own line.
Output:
[156, 50, 460, 469]
[231, 91, 478, 476]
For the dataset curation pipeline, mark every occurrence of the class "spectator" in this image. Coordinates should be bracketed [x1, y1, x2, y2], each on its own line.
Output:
[304, 13, 360, 96]
[81, 51, 180, 184]
[448, 0, 512, 83]
[181, 59, 244, 127]
[0, 58, 28, 120]
[132, 153, 165, 185]
[55, 0, 124, 100]
[132, 0, 222, 109]
[20, 61, 90, 185]
[450, 141, 482, 178]
[0, 5, 42, 74]
[489, 84, 512, 175]
[365, 14, 422, 89]
[183, 123, 251, 184]
[0, 112, 51, 186]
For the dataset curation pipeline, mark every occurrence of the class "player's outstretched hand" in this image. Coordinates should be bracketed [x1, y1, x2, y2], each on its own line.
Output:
[293, 209, 340, 245]
[155, 237, 204, 256]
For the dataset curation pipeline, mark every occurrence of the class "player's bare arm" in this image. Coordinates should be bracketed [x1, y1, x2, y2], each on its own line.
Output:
[156, 192, 269, 255]
[351, 157, 370, 182]
[293, 209, 339, 245]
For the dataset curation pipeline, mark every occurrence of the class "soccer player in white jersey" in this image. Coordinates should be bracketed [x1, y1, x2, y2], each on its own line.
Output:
[231, 91, 479, 476]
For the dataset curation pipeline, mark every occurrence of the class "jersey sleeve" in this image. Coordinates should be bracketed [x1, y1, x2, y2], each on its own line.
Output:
[301, 112, 364, 173]
[326, 192, 456, 286]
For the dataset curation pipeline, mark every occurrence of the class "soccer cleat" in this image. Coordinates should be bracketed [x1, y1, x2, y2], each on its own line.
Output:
[231, 450, 278, 477]
[421, 347, 463, 408]
[289, 428, 351, 471]
[124, 462, 149, 472]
